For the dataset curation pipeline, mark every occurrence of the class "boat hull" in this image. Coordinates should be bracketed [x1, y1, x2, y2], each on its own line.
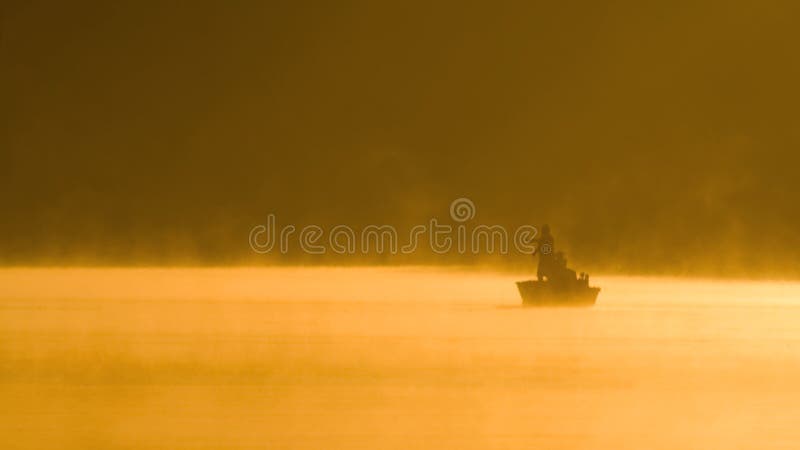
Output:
[516, 280, 600, 307]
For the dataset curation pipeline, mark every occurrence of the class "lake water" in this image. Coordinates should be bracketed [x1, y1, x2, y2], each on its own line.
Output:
[2, 267, 800, 449]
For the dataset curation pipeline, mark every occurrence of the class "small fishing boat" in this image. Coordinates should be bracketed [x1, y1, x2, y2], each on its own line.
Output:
[516, 278, 600, 307]
[521, 226, 600, 307]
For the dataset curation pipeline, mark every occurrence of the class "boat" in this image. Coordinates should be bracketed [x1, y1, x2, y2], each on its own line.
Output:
[519, 227, 600, 306]
[516, 278, 600, 307]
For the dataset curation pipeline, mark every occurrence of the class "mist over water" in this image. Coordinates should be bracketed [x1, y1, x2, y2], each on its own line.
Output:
[4, 2, 800, 448]
[3, 267, 800, 449]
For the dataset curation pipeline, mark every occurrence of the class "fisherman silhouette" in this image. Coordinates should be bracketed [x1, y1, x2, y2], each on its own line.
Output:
[532, 224, 555, 281]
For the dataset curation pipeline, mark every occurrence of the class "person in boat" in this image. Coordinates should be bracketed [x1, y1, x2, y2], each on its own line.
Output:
[532, 224, 555, 281]
[552, 251, 577, 285]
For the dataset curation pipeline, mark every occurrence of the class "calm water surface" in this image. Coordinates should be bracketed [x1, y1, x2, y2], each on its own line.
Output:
[2, 267, 800, 449]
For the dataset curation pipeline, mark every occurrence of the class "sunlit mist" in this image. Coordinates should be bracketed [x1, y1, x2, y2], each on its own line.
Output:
[3, 1, 800, 448]
[3, 267, 800, 449]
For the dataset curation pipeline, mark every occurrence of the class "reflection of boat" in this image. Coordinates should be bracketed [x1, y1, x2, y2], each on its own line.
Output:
[516, 279, 600, 307]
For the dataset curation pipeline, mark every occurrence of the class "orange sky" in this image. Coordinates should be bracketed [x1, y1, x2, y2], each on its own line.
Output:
[2, 1, 800, 275]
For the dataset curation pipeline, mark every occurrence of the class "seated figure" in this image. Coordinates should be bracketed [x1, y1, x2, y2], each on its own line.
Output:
[551, 252, 577, 285]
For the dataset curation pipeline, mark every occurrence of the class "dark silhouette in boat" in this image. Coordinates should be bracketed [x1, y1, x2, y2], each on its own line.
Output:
[517, 225, 600, 306]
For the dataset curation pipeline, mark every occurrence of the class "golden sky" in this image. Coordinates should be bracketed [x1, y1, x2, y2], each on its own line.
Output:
[2, 1, 799, 274]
